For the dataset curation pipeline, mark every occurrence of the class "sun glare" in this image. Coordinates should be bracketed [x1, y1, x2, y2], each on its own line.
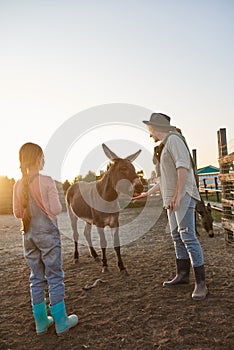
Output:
[60, 124, 154, 182]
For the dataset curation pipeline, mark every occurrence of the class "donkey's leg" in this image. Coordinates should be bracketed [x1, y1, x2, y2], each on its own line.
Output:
[84, 223, 99, 261]
[97, 227, 108, 273]
[112, 227, 126, 272]
[67, 205, 79, 262]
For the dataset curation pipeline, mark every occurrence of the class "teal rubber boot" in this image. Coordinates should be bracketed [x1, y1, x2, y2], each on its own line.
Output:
[49, 300, 78, 335]
[32, 300, 54, 335]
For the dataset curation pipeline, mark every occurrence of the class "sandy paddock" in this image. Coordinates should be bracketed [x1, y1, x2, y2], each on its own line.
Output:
[0, 206, 233, 350]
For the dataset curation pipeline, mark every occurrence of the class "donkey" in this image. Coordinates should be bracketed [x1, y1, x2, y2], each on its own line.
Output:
[66, 144, 143, 273]
[195, 200, 214, 237]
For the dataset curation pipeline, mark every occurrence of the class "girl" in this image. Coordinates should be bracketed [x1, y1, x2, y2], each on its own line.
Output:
[13, 142, 78, 335]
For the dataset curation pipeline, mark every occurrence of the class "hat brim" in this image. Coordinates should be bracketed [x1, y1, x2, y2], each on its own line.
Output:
[143, 120, 176, 130]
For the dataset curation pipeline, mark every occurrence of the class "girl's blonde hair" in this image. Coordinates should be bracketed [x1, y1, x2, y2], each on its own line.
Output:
[19, 142, 43, 232]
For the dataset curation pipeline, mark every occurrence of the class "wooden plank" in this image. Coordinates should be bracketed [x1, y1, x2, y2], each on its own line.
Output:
[199, 189, 222, 192]
[222, 198, 234, 207]
[219, 152, 234, 165]
[0, 193, 13, 214]
[199, 177, 219, 181]
[222, 218, 234, 232]
[192, 149, 197, 168]
[217, 128, 228, 157]
[219, 173, 234, 182]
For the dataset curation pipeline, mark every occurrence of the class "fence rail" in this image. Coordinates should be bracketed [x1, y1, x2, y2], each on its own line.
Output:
[198, 175, 221, 202]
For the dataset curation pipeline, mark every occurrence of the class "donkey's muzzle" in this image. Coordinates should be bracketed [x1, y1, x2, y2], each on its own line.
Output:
[133, 178, 144, 196]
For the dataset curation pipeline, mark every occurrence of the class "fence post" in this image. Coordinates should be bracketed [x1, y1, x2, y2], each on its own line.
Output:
[192, 149, 200, 193]
[214, 177, 220, 202]
[192, 149, 197, 169]
[217, 128, 228, 158]
[203, 178, 208, 200]
[217, 128, 233, 243]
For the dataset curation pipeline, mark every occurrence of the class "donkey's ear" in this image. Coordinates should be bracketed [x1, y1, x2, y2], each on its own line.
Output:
[102, 144, 119, 161]
[125, 149, 142, 162]
[207, 202, 211, 212]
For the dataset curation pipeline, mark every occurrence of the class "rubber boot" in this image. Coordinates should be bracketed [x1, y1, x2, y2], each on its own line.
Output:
[192, 265, 208, 300]
[163, 259, 190, 287]
[32, 300, 54, 335]
[49, 300, 78, 335]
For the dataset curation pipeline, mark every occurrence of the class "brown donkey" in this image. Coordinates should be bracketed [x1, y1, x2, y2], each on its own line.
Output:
[66, 144, 143, 273]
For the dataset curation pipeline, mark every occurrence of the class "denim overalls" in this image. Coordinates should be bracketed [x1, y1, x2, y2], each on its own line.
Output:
[23, 191, 65, 306]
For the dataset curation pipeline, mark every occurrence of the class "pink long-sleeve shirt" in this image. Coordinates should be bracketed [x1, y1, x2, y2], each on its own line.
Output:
[13, 174, 62, 222]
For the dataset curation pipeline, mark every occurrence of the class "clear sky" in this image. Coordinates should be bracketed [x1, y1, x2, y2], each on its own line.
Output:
[1, 0, 233, 182]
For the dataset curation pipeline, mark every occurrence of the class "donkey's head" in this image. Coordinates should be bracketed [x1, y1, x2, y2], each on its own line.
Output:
[102, 144, 144, 197]
[196, 201, 214, 237]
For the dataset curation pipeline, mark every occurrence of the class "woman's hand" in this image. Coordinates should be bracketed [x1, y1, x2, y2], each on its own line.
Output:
[170, 193, 183, 211]
[132, 192, 148, 202]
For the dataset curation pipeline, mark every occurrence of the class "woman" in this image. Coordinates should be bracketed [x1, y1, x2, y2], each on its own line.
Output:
[13, 142, 78, 335]
[134, 113, 208, 301]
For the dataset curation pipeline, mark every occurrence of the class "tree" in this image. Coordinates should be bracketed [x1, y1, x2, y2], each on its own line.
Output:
[83, 170, 96, 183]
[137, 170, 148, 186]
[72, 171, 96, 184]
[72, 175, 83, 184]
[62, 179, 71, 194]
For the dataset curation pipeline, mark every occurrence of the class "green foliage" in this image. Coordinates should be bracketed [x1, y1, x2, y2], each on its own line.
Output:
[72, 175, 83, 184]
[200, 192, 221, 203]
[211, 209, 222, 222]
[71, 171, 96, 184]
[62, 179, 71, 194]
[137, 170, 148, 186]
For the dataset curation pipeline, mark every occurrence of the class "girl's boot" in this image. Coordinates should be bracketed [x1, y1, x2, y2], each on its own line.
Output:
[49, 300, 78, 335]
[32, 300, 54, 335]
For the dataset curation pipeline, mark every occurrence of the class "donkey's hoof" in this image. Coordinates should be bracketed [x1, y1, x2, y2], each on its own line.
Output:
[94, 256, 101, 263]
[74, 258, 79, 264]
[102, 266, 109, 273]
[120, 269, 129, 276]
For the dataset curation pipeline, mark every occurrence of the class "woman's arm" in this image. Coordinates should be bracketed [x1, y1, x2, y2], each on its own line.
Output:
[133, 182, 160, 200]
[170, 167, 188, 210]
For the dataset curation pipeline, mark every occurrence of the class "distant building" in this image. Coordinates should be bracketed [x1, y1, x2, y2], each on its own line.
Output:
[197, 165, 220, 190]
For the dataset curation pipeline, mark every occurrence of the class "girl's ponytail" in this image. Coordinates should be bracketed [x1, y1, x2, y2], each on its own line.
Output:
[20, 164, 31, 233]
[19, 142, 43, 233]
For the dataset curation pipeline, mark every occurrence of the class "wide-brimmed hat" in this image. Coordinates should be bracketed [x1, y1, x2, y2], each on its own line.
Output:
[143, 113, 176, 130]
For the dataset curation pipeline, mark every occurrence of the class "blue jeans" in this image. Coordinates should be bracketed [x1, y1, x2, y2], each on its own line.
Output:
[23, 195, 65, 306]
[167, 194, 204, 267]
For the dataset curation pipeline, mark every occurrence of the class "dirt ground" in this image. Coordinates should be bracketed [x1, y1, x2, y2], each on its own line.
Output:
[0, 206, 233, 350]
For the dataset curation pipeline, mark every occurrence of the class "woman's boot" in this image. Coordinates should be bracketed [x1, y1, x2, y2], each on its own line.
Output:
[163, 259, 190, 287]
[32, 300, 54, 335]
[192, 265, 208, 300]
[49, 300, 78, 335]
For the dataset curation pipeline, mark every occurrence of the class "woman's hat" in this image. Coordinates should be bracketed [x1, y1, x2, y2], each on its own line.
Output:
[143, 113, 176, 130]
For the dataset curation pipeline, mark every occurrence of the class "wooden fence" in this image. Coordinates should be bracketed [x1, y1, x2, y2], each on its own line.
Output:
[0, 193, 13, 214]
[198, 176, 221, 202]
[0, 177, 14, 214]
[217, 128, 234, 244]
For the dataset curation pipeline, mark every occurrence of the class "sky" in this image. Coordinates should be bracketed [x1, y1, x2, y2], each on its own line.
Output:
[1, 0, 233, 182]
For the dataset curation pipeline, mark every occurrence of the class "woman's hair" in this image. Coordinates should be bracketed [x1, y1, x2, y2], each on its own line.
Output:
[19, 143, 43, 232]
